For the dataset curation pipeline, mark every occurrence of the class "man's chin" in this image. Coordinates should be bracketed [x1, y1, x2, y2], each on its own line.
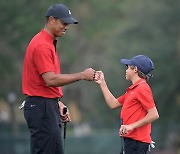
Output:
[60, 32, 66, 36]
[55, 32, 65, 37]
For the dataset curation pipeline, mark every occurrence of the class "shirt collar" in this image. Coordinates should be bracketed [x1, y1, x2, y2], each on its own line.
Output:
[41, 29, 54, 43]
[128, 79, 146, 90]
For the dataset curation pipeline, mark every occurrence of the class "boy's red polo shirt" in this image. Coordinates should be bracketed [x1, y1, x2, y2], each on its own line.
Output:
[117, 79, 155, 143]
[22, 29, 63, 98]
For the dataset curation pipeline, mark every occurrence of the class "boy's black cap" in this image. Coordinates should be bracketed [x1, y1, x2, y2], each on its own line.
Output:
[46, 4, 78, 24]
[120, 55, 154, 77]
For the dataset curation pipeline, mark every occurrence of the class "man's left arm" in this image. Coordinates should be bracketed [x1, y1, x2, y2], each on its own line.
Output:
[58, 101, 71, 123]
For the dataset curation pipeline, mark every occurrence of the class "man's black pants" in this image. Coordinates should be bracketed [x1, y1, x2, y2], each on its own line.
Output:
[123, 137, 149, 154]
[24, 96, 63, 154]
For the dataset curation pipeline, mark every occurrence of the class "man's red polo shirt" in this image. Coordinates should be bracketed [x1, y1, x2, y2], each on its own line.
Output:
[22, 29, 63, 98]
[117, 79, 155, 143]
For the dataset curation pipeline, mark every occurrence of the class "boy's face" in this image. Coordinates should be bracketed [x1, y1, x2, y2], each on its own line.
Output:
[125, 65, 138, 81]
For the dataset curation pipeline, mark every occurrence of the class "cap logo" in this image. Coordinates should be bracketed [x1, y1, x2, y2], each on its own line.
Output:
[68, 10, 71, 15]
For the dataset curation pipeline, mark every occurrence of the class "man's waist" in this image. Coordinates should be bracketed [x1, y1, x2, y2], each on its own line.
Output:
[26, 95, 61, 102]
[22, 85, 63, 98]
[19, 95, 61, 110]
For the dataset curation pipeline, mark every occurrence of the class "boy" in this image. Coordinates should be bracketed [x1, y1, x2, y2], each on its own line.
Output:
[95, 55, 159, 154]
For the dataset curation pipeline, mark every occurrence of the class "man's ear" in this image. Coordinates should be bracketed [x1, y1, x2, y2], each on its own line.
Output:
[48, 16, 56, 24]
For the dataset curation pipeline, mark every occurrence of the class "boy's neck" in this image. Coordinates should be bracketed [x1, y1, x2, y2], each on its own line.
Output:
[131, 76, 141, 84]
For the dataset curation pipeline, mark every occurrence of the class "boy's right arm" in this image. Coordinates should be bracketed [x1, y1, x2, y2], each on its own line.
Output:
[95, 71, 122, 109]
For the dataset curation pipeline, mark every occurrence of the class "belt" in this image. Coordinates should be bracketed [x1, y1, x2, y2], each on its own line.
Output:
[19, 96, 61, 110]
[26, 96, 61, 102]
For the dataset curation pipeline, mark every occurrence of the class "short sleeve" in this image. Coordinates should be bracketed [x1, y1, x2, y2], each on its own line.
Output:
[33, 44, 55, 75]
[137, 85, 155, 110]
[117, 92, 127, 105]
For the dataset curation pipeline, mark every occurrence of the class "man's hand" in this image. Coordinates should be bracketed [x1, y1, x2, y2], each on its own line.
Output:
[81, 68, 97, 81]
[58, 101, 71, 123]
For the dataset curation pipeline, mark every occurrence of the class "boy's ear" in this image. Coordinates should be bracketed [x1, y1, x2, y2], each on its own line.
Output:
[134, 66, 138, 73]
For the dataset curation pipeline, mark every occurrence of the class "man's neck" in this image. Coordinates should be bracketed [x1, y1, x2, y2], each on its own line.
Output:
[44, 25, 56, 39]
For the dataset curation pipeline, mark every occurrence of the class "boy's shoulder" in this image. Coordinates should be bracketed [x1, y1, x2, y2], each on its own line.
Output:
[136, 81, 152, 92]
[129, 79, 148, 89]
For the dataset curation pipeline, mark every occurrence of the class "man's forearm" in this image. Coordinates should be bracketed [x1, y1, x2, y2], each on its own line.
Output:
[42, 68, 95, 87]
[45, 73, 83, 87]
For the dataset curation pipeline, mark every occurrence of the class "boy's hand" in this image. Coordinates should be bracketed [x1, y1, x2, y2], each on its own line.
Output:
[119, 124, 134, 136]
[94, 71, 105, 85]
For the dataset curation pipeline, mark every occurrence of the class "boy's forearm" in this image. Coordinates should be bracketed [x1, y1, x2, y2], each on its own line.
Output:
[131, 107, 159, 129]
[100, 82, 121, 109]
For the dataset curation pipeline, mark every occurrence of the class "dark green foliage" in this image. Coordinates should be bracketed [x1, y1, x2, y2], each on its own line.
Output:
[0, 0, 180, 151]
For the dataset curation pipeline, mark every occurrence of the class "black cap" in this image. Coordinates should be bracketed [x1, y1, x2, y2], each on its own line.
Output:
[46, 4, 78, 24]
[120, 55, 154, 77]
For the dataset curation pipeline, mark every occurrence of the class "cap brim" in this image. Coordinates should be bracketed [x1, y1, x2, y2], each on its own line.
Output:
[61, 17, 78, 24]
[120, 59, 133, 65]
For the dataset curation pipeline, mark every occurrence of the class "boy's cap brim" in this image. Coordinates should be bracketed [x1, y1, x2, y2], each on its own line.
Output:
[120, 59, 133, 66]
[120, 55, 154, 76]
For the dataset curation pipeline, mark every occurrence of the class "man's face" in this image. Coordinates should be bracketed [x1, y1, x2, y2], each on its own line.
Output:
[50, 17, 69, 38]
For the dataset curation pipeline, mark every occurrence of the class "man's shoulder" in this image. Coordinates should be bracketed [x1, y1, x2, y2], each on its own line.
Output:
[29, 35, 52, 50]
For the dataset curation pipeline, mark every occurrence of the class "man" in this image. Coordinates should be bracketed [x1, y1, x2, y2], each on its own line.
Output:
[22, 3, 97, 154]
[95, 55, 159, 154]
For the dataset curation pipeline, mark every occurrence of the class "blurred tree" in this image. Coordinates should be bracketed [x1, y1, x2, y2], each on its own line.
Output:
[0, 0, 180, 151]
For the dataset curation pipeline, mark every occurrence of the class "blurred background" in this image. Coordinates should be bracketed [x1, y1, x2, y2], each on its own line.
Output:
[0, 0, 180, 153]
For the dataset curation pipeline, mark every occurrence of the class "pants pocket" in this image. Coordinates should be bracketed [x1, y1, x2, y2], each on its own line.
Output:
[24, 99, 45, 127]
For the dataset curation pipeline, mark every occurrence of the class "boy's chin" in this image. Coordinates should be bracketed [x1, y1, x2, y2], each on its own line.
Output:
[125, 77, 131, 81]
